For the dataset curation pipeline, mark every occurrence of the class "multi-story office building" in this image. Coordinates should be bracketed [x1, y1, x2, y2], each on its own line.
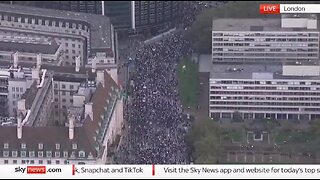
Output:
[209, 63, 320, 121]
[212, 15, 319, 64]
[0, 3, 115, 66]
[0, 69, 124, 164]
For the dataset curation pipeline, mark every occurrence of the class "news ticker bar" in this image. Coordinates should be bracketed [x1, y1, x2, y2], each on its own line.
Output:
[1, 165, 320, 179]
[260, 4, 320, 14]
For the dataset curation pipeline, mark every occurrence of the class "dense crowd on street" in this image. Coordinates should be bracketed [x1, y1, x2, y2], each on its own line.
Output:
[115, 1, 227, 164]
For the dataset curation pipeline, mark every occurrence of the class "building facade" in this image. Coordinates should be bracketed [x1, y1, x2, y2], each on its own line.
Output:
[209, 64, 320, 121]
[0, 3, 115, 66]
[5, 1, 182, 33]
[212, 16, 319, 64]
[0, 69, 124, 164]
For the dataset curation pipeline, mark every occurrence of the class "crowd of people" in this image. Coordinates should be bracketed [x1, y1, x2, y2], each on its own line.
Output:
[114, 1, 219, 164]
[125, 31, 193, 164]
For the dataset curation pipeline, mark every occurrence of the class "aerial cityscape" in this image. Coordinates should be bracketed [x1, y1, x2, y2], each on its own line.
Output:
[0, 1, 320, 167]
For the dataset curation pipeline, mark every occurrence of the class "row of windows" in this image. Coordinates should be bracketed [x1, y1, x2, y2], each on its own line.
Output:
[210, 96, 320, 101]
[210, 101, 320, 106]
[213, 38, 319, 42]
[213, 48, 319, 52]
[211, 90, 320, 96]
[0, 14, 89, 31]
[3, 143, 76, 150]
[54, 90, 75, 96]
[211, 86, 317, 91]
[2, 150, 85, 158]
[210, 106, 320, 112]
[212, 32, 319, 37]
[11, 87, 23, 92]
[211, 81, 320, 85]
[4, 159, 69, 165]
[212, 53, 318, 57]
[54, 84, 75, 89]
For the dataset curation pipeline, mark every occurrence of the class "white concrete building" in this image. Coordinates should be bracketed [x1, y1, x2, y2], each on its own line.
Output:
[212, 15, 319, 64]
[209, 63, 320, 121]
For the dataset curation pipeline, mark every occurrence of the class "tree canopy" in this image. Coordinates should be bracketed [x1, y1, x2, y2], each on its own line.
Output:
[187, 118, 221, 164]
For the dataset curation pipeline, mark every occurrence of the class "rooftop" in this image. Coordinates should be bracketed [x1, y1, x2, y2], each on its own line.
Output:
[0, 3, 112, 49]
[0, 38, 59, 54]
[0, 70, 120, 158]
[210, 63, 320, 80]
[212, 18, 319, 31]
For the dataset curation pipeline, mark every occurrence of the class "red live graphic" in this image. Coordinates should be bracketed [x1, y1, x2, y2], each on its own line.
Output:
[260, 4, 280, 14]
[27, 166, 46, 174]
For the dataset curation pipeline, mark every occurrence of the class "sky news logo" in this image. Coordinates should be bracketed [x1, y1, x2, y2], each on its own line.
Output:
[15, 166, 46, 174]
[15, 166, 61, 174]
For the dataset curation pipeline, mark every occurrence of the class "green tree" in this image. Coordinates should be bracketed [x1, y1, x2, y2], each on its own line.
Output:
[187, 118, 221, 164]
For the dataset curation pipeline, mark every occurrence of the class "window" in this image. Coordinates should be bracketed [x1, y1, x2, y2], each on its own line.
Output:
[78, 45, 81, 48]
[79, 151, 85, 158]
[12, 151, 17, 157]
[22, 160, 26, 164]
[56, 143, 60, 150]
[55, 98, 58, 102]
[21, 143, 26, 149]
[65, 43, 68, 47]
[64, 160, 69, 164]
[47, 160, 51, 164]
[20, 87, 23, 92]
[62, 91, 66, 96]
[62, 99, 66, 103]
[12, 87, 15, 92]
[13, 94, 15, 98]
[39, 160, 43, 164]
[70, 99, 73, 103]
[72, 50, 76, 54]
[56, 160, 60, 164]
[46, 151, 52, 158]
[3, 151, 9, 157]
[30, 160, 34, 164]
[13, 160, 17, 164]
[72, 143, 77, 150]
[4, 160, 8, 164]
[55, 151, 60, 158]
[21, 151, 26, 157]
[72, 44, 75, 48]
[66, 55, 69, 59]
[70, 85, 74, 89]
[54, 84, 58, 88]
[3, 143, 9, 149]
[38, 143, 43, 150]
[38, 151, 43, 158]
[62, 84, 66, 89]
[29, 151, 35, 158]
[63, 151, 68, 158]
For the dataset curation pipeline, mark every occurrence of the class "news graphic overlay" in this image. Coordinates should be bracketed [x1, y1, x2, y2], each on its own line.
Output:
[260, 4, 320, 14]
